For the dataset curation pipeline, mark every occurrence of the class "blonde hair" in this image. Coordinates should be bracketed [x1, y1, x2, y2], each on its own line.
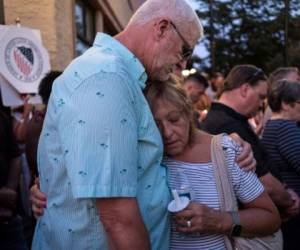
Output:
[145, 76, 197, 144]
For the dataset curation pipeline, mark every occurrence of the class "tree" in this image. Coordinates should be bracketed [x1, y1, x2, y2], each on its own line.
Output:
[192, 0, 300, 75]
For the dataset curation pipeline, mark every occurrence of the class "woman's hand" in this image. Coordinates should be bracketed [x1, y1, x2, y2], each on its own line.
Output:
[229, 133, 256, 172]
[30, 178, 47, 219]
[173, 202, 231, 235]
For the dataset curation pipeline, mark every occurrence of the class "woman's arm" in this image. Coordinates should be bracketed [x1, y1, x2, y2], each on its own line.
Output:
[173, 191, 280, 237]
[237, 191, 280, 237]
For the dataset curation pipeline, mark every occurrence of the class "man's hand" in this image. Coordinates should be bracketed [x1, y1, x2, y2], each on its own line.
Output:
[30, 178, 47, 219]
[229, 133, 256, 172]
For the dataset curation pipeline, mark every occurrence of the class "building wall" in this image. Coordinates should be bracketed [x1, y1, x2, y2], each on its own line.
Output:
[2, 0, 145, 71]
[3, 0, 74, 71]
[92, 0, 144, 33]
[54, 0, 74, 70]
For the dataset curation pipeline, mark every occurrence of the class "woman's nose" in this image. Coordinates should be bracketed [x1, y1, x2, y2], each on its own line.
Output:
[162, 123, 173, 139]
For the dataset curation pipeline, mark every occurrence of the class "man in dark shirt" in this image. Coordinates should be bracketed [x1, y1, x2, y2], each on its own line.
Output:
[201, 64, 299, 218]
[0, 98, 28, 249]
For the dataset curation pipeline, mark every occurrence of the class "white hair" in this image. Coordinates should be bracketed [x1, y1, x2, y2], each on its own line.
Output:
[128, 0, 203, 38]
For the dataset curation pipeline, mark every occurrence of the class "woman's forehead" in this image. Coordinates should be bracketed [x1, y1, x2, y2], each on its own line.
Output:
[154, 97, 181, 111]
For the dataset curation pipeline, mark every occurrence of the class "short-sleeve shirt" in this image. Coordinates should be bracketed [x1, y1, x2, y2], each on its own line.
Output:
[32, 33, 170, 250]
[262, 119, 300, 195]
[164, 135, 264, 250]
[200, 102, 270, 177]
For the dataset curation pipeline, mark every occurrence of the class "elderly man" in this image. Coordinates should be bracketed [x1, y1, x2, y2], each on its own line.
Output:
[31, 1, 258, 249]
[31, 1, 202, 249]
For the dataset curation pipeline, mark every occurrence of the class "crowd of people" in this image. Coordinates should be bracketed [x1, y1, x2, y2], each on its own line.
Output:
[1, 0, 300, 249]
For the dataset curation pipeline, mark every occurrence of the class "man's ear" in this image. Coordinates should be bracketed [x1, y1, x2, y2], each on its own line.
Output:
[153, 19, 170, 41]
[240, 83, 249, 98]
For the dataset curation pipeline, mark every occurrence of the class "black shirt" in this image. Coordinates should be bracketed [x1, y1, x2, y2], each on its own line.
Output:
[0, 110, 21, 187]
[200, 102, 270, 178]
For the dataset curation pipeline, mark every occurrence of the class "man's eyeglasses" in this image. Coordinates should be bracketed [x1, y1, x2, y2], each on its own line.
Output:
[170, 21, 193, 60]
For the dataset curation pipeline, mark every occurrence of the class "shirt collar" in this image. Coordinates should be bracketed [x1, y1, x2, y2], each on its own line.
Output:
[93, 33, 148, 89]
[210, 102, 249, 123]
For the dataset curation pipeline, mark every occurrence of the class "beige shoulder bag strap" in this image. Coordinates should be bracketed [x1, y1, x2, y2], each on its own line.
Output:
[211, 134, 283, 250]
[211, 134, 236, 250]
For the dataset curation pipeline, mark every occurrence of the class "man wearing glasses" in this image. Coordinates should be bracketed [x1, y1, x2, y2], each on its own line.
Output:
[30, 1, 203, 250]
[30, 2, 255, 249]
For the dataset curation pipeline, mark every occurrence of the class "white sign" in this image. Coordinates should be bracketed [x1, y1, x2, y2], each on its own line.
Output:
[0, 75, 42, 107]
[0, 75, 24, 107]
[0, 25, 50, 94]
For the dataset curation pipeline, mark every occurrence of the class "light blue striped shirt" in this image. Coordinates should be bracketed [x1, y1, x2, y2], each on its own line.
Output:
[32, 33, 170, 250]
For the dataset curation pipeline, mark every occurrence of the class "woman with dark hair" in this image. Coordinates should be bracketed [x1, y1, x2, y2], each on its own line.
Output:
[262, 80, 300, 250]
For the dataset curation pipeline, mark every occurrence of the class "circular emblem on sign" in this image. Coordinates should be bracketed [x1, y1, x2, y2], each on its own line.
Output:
[4, 37, 44, 82]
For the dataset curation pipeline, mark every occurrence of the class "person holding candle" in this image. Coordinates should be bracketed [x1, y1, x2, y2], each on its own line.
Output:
[145, 77, 281, 250]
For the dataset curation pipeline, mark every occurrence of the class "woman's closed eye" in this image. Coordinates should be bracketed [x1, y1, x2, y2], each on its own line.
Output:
[167, 111, 182, 123]
[168, 116, 180, 123]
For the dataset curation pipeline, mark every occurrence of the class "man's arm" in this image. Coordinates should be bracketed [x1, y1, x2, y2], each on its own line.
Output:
[65, 74, 150, 249]
[260, 173, 294, 211]
[96, 198, 150, 250]
[30, 187, 153, 250]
